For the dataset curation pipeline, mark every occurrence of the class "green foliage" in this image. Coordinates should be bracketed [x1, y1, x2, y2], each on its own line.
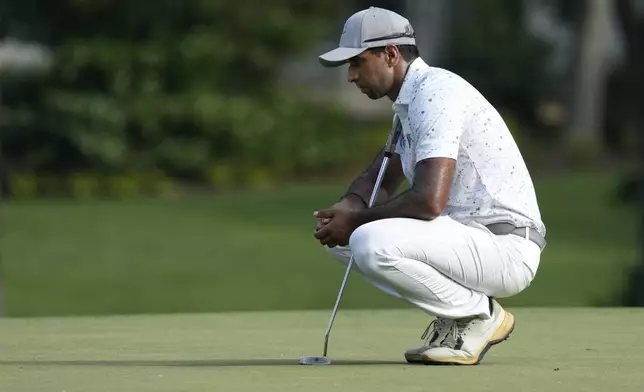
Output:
[2, 0, 356, 194]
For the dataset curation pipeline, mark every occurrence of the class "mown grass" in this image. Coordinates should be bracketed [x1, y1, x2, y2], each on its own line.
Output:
[1, 308, 643, 392]
[0, 170, 638, 317]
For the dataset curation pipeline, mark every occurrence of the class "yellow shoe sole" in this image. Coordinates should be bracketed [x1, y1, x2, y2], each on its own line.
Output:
[418, 311, 515, 366]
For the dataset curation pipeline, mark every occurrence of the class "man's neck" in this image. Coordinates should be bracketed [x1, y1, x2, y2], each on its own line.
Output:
[387, 60, 412, 102]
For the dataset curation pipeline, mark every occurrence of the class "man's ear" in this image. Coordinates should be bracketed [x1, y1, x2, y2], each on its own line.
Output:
[384, 45, 400, 67]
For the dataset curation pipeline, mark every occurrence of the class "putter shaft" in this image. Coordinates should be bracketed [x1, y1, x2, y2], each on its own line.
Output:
[323, 256, 354, 357]
[320, 118, 402, 358]
[322, 156, 391, 357]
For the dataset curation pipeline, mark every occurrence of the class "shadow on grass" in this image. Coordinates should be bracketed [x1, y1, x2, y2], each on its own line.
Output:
[0, 359, 405, 367]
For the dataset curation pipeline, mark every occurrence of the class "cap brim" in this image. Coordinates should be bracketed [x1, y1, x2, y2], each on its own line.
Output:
[318, 47, 367, 67]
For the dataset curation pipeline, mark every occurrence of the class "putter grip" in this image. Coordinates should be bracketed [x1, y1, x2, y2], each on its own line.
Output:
[384, 117, 403, 157]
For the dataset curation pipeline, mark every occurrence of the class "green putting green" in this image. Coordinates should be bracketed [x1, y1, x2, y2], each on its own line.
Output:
[1, 308, 643, 392]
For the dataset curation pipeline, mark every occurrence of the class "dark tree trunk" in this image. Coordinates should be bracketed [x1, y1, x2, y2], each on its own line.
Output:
[617, 0, 644, 306]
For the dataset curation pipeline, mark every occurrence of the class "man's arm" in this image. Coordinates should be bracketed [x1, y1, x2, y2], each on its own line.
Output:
[315, 79, 466, 247]
[350, 76, 467, 224]
[340, 147, 405, 208]
[352, 157, 455, 225]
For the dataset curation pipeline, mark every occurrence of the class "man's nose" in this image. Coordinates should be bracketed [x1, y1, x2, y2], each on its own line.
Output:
[347, 67, 358, 83]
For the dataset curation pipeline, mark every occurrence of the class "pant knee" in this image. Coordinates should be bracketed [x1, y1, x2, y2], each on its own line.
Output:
[324, 245, 352, 266]
[349, 221, 400, 276]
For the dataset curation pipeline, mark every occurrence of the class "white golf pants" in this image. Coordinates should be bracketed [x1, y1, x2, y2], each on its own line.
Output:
[326, 216, 541, 319]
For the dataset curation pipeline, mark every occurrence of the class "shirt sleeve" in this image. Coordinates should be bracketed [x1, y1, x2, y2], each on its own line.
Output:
[409, 78, 469, 162]
[392, 115, 404, 155]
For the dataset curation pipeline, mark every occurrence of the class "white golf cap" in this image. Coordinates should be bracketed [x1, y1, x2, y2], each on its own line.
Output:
[319, 7, 416, 68]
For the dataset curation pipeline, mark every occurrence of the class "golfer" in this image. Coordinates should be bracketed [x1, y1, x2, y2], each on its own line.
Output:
[313, 7, 547, 365]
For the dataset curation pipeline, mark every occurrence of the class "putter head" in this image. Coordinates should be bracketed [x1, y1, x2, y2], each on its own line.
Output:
[299, 356, 331, 365]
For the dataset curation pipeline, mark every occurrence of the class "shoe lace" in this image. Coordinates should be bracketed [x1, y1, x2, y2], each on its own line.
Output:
[420, 317, 451, 345]
[439, 317, 484, 348]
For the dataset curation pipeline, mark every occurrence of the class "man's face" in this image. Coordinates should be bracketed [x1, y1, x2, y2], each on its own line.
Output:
[347, 48, 395, 100]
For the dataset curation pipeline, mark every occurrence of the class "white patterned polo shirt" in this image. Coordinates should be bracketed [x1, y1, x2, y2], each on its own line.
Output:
[393, 58, 546, 237]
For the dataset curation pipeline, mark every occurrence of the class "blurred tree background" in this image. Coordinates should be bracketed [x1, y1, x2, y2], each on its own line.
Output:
[2, 0, 641, 194]
[1, 0, 365, 197]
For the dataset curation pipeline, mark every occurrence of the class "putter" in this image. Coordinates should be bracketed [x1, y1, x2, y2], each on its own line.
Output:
[300, 118, 403, 366]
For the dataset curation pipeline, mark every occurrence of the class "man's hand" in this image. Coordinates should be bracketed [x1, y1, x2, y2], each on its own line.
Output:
[314, 195, 366, 231]
[313, 147, 404, 246]
[313, 207, 361, 248]
[315, 215, 332, 231]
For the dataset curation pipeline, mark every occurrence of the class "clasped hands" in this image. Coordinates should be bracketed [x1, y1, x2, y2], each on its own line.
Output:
[313, 198, 365, 248]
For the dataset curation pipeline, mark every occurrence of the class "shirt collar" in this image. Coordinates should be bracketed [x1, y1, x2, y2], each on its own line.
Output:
[393, 57, 428, 108]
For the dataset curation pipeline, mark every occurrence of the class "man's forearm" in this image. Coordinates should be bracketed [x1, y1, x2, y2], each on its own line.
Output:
[342, 147, 403, 207]
[353, 187, 439, 225]
[342, 148, 385, 206]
